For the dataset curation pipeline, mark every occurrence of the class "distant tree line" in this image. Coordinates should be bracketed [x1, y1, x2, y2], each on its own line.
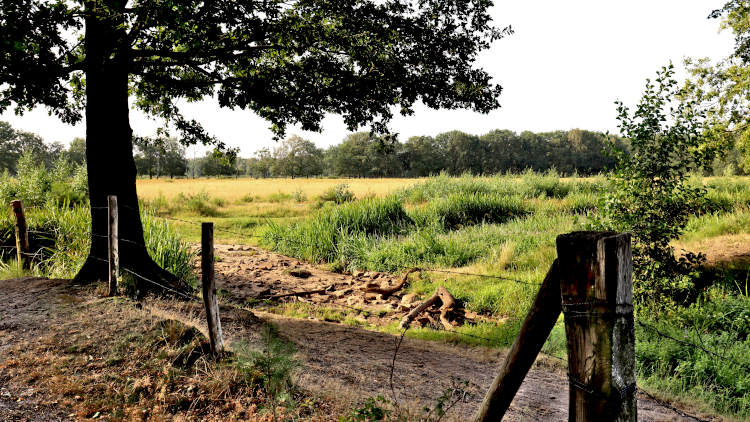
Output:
[2, 120, 745, 178]
[230, 129, 631, 178]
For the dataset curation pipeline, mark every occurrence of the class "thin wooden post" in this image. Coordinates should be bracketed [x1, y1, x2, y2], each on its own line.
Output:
[10, 200, 29, 266]
[474, 261, 562, 422]
[201, 222, 224, 355]
[556, 231, 636, 422]
[107, 195, 119, 296]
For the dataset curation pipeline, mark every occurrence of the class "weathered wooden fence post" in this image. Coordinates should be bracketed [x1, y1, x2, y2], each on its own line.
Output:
[556, 231, 636, 422]
[474, 261, 562, 422]
[107, 195, 119, 296]
[201, 222, 225, 355]
[10, 200, 29, 266]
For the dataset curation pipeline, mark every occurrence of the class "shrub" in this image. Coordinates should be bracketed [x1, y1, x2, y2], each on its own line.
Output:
[597, 65, 715, 307]
[234, 324, 299, 417]
[293, 189, 307, 203]
[317, 183, 355, 205]
[0, 152, 88, 207]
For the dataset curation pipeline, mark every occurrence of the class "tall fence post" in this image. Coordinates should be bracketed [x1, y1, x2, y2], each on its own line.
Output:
[474, 261, 562, 422]
[201, 222, 224, 355]
[107, 195, 119, 296]
[556, 231, 636, 422]
[10, 200, 29, 266]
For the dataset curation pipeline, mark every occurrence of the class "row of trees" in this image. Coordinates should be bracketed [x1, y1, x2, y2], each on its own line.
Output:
[4, 122, 746, 179]
[233, 129, 630, 178]
[0, 122, 92, 174]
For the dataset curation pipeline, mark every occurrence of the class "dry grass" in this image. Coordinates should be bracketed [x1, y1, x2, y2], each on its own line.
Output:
[136, 177, 422, 202]
[674, 233, 750, 267]
[0, 284, 339, 421]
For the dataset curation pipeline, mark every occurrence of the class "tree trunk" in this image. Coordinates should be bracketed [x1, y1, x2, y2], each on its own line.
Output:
[74, 2, 188, 295]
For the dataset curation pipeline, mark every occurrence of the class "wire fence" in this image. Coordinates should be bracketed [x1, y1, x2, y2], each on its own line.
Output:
[7, 201, 750, 388]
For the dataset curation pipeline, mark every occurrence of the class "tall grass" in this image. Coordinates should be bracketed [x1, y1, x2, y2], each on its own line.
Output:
[636, 288, 750, 419]
[409, 192, 528, 229]
[0, 202, 196, 284]
[263, 196, 410, 263]
[141, 209, 198, 287]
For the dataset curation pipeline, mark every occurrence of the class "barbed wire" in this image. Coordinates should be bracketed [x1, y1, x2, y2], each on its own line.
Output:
[118, 201, 545, 287]
[637, 388, 710, 422]
[19, 201, 748, 372]
[637, 321, 750, 372]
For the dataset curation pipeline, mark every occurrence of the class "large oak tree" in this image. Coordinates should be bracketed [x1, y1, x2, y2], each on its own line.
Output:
[1, 0, 510, 291]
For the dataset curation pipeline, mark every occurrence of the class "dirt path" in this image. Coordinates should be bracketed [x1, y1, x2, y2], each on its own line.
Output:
[208, 244, 713, 421]
[0, 245, 721, 421]
[0, 277, 81, 421]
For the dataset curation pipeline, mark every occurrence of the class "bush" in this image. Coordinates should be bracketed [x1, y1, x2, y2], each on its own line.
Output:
[234, 324, 299, 416]
[0, 152, 89, 207]
[597, 65, 715, 307]
[317, 183, 355, 205]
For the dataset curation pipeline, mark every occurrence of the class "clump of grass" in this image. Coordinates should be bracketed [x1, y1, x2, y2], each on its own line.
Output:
[410, 192, 528, 229]
[681, 208, 750, 242]
[263, 196, 410, 263]
[293, 189, 307, 203]
[238, 193, 258, 203]
[141, 210, 199, 287]
[316, 183, 355, 205]
[267, 192, 294, 203]
[174, 192, 221, 217]
[0, 258, 40, 280]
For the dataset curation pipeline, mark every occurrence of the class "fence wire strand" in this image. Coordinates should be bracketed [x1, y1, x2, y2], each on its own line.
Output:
[637, 321, 750, 372]
[14, 201, 750, 389]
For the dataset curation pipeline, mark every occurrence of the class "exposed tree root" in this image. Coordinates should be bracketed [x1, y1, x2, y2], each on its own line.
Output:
[364, 268, 419, 297]
[399, 286, 457, 330]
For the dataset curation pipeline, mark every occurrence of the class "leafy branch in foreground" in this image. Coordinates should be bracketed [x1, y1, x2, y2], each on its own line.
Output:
[599, 64, 715, 307]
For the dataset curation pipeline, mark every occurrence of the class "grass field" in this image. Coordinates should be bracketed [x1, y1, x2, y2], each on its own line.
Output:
[3, 172, 749, 419]
[131, 173, 750, 418]
[137, 177, 420, 201]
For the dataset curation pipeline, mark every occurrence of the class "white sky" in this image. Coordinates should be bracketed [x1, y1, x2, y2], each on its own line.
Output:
[1, 0, 734, 158]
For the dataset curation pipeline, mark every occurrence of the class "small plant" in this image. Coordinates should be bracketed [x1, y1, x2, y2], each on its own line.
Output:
[341, 378, 474, 422]
[293, 189, 307, 203]
[239, 193, 256, 203]
[420, 378, 475, 422]
[341, 395, 391, 421]
[234, 324, 299, 421]
[318, 183, 355, 205]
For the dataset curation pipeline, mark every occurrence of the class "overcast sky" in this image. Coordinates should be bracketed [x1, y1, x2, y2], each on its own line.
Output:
[1, 0, 734, 157]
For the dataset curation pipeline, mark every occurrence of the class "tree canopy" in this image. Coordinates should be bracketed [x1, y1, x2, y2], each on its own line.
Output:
[685, 1, 750, 172]
[2, 0, 510, 144]
[1, 0, 511, 287]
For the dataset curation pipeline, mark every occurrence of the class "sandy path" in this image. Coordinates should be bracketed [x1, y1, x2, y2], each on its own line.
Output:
[255, 313, 706, 422]
[0, 243, 720, 421]
[207, 244, 713, 421]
